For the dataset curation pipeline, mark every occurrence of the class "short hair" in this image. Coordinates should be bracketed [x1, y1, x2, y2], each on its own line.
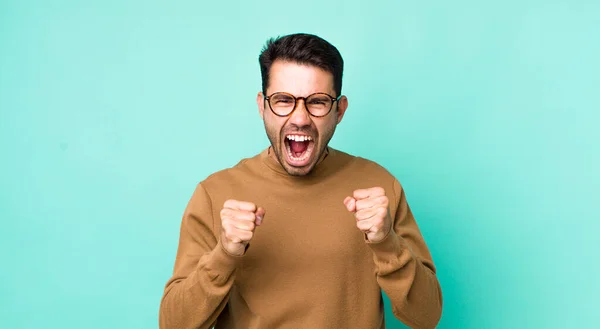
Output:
[259, 33, 344, 97]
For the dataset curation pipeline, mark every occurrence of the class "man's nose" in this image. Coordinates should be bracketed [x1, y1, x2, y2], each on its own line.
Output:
[288, 99, 311, 126]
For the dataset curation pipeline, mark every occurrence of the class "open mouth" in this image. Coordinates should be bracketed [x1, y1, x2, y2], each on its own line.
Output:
[283, 134, 315, 167]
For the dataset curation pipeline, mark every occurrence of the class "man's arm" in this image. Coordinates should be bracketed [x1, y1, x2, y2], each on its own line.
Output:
[366, 179, 443, 329]
[344, 180, 443, 329]
[159, 183, 239, 329]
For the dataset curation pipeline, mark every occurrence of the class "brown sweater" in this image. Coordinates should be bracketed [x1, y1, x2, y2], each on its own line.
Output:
[159, 147, 443, 329]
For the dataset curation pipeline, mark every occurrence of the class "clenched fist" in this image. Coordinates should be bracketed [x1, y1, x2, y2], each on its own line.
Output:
[220, 200, 265, 256]
[344, 187, 392, 243]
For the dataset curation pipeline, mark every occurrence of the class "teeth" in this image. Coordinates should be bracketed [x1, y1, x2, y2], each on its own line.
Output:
[288, 149, 310, 161]
[286, 135, 313, 142]
[284, 138, 313, 162]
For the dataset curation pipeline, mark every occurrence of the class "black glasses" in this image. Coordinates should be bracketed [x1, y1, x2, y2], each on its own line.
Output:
[265, 92, 341, 117]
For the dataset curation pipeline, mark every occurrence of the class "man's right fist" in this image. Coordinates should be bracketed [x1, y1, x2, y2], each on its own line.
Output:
[220, 200, 265, 256]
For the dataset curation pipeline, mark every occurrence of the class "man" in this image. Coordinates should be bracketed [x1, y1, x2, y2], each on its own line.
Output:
[159, 33, 443, 329]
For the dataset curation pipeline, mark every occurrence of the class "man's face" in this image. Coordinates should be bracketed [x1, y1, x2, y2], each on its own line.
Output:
[257, 60, 348, 176]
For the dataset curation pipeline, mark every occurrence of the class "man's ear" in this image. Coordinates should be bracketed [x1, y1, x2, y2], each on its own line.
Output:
[335, 95, 348, 124]
[257, 92, 265, 120]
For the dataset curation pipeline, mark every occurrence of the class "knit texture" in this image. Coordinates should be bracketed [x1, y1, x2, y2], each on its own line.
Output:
[159, 147, 442, 329]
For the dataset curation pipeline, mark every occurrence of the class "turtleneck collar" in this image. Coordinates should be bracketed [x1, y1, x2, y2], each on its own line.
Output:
[260, 145, 344, 182]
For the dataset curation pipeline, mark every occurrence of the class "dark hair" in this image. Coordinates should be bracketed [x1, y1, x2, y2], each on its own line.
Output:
[259, 33, 344, 97]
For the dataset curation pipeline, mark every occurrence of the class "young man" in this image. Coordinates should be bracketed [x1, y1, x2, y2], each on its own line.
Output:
[159, 33, 443, 329]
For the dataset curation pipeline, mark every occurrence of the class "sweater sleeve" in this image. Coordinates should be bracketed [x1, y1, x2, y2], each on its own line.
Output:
[365, 179, 443, 329]
[159, 183, 241, 329]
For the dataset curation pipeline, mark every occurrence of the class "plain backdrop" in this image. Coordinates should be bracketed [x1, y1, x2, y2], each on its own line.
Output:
[1, 0, 599, 328]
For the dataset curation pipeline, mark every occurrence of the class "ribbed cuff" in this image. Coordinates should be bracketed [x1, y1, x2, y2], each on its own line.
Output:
[365, 229, 406, 264]
[202, 240, 244, 282]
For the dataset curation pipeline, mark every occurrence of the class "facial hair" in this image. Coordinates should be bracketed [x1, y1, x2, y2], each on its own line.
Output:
[264, 119, 337, 176]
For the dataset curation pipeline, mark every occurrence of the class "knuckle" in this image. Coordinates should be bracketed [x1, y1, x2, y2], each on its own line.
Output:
[225, 231, 235, 241]
[242, 213, 251, 222]
[220, 208, 229, 218]
[221, 218, 231, 228]
[354, 200, 362, 210]
[247, 203, 257, 213]
[234, 212, 247, 222]
[243, 231, 254, 241]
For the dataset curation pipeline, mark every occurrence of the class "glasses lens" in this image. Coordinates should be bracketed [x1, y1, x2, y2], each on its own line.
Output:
[269, 93, 295, 115]
[306, 94, 333, 116]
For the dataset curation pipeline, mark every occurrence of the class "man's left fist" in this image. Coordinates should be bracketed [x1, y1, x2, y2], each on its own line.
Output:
[344, 187, 392, 243]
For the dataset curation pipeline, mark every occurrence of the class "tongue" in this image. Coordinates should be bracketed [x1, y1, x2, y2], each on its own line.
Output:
[290, 140, 309, 154]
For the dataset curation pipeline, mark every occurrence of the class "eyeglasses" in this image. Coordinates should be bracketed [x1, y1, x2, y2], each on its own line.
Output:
[265, 92, 341, 117]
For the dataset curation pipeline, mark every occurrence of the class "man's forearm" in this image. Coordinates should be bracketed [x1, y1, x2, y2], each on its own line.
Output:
[159, 243, 240, 329]
[368, 230, 443, 329]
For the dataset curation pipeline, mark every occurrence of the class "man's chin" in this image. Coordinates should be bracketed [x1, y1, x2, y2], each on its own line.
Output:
[282, 163, 314, 176]
[279, 153, 320, 176]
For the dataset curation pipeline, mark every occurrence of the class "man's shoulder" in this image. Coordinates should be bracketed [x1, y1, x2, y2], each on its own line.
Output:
[334, 148, 396, 181]
[197, 151, 263, 189]
[335, 149, 404, 201]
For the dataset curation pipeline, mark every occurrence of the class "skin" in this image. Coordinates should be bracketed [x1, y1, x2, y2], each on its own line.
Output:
[257, 60, 348, 177]
[343, 187, 392, 243]
[220, 200, 265, 256]
[220, 61, 392, 256]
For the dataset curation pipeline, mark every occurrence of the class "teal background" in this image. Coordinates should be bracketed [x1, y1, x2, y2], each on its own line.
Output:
[1, 0, 599, 328]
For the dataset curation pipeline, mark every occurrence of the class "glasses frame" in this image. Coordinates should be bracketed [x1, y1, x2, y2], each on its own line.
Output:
[264, 92, 342, 118]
